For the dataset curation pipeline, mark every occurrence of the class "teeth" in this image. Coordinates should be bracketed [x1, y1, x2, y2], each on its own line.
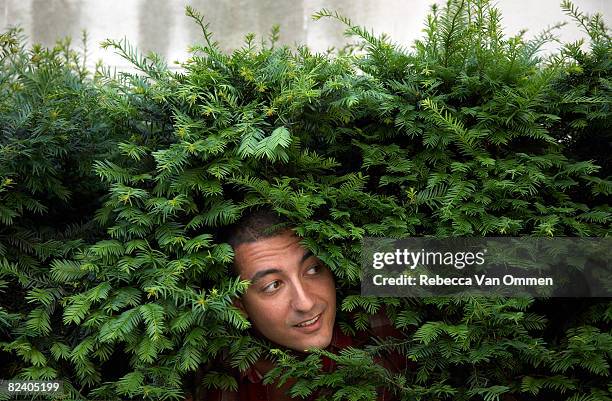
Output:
[296, 315, 320, 327]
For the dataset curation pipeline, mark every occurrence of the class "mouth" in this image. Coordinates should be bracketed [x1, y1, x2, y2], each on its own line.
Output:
[293, 313, 322, 330]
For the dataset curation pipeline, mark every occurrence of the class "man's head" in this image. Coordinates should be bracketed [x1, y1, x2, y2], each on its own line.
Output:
[225, 209, 336, 352]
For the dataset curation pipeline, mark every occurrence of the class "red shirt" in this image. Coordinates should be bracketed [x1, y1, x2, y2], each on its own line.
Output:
[187, 313, 406, 401]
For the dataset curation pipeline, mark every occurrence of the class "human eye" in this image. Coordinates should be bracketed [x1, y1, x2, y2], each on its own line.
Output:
[306, 264, 323, 275]
[261, 280, 281, 294]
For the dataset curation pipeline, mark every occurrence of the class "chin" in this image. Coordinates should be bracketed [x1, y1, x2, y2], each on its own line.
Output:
[297, 331, 333, 351]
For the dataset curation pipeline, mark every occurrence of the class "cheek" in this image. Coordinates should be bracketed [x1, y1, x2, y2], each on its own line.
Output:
[243, 294, 289, 327]
[319, 275, 337, 305]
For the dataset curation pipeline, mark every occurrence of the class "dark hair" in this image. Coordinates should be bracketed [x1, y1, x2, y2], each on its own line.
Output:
[221, 208, 290, 277]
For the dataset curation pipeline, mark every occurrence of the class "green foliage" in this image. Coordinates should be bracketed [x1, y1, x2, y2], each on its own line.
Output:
[1, 1, 611, 400]
[550, 1, 612, 179]
[0, 28, 119, 397]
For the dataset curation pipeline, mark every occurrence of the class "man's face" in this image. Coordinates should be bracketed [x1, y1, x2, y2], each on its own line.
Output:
[233, 230, 336, 352]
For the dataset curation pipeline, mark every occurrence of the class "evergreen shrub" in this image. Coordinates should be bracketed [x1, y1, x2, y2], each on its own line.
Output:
[0, 28, 119, 389]
[1, 1, 611, 400]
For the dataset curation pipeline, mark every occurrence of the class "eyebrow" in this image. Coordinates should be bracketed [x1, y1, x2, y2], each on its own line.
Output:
[248, 250, 315, 285]
[249, 268, 282, 286]
[301, 250, 314, 263]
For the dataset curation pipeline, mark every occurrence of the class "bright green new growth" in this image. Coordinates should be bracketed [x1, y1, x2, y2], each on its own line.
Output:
[1, 0, 611, 400]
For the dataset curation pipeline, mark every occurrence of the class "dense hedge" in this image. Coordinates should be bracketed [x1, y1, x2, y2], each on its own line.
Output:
[0, 28, 119, 386]
[1, 1, 611, 400]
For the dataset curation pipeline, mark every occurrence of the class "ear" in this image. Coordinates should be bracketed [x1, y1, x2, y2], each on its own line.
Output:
[233, 298, 249, 319]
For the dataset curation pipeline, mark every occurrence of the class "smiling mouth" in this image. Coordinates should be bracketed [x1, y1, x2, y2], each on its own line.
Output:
[294, 313, 322, 327]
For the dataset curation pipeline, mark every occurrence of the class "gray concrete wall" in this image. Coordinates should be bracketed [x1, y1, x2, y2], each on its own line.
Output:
[1, 0, 610, 70]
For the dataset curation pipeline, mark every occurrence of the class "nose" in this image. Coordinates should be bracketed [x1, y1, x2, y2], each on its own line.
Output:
[290, 279, 315, 312]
